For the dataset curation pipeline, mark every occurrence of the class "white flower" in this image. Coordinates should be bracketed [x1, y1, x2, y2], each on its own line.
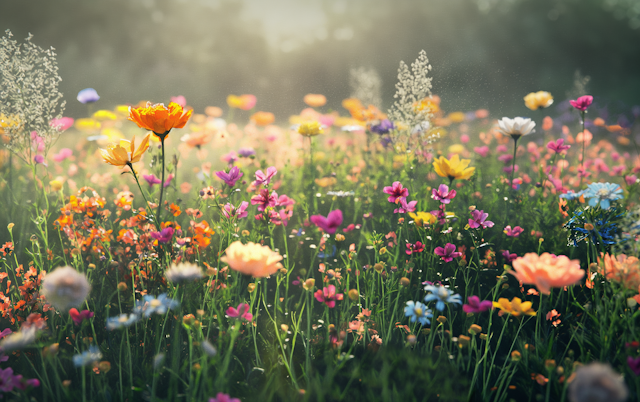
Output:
[73, 345, 102, 367]
[202, 340, 217, 356]
[106, 313, 140, 331]
[41, 266, 91, 311]
[496, 117, 536, 139]
[165, 262, 204, 284]
[0, 327, 37, 352]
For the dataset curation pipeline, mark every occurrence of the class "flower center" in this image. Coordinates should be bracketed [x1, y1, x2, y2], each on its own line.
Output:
[150, 299, 162, 308]
[414, 307, 423, 316]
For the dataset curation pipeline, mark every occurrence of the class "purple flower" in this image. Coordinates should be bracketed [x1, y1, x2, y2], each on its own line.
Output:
[34, 154, 47, 166]
[434, 243, 462, 262]
[222, 201, 249, 219]
[569, 95, 593, 112]
[209, 393, 241, 402]
[431, 184, 456, 204]
[383, 181, 409, 203]
[547, 139, 570, 154]
[143, 174, 162, 187]
[238, 148, 256, 157]
[462, 296, 493, 314]
[77, 88, 100, 104]
[628, 355, 640, 376]
[310, 209, 343, 234]
[222, 151, 238, 165]
[369, 119, 394, 135]
[497, 154, 513, 164]
[216, 166, 244, 187]
[251, 189, 278, 212]
[394, 198, 417, 214]
[254, 166, 277, 186]
[0, 329, 12, 340]
[164, 174, 174, 188]
[502, 250, 517, 263]
[151, 227, 175, 244]
[503, 225, 524, 237]
[469, 210, 494, 229]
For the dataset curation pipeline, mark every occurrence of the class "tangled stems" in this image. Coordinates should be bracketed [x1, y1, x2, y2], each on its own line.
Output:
[126, 162, 160, 231]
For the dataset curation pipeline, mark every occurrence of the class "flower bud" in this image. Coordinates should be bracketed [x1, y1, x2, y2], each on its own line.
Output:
[98, 361, 111, 374]
[400, 277, 410, 287]
[469, 324, 482, 336]
[544, 360, 556, 371]
[303, 278, 315, 291]
[117, 282, 128, 292]
[406, 334, 417, 345]
[335, 234, 345, 242]
[437, 316, 447, 324]
[373, 263, 384, 273]
[458, 335, 471, 348]
[348, 289, 359, 301]
[247, 283, 256, 293]
[511, 351, 521, 361]
[183, 314, 196, 326]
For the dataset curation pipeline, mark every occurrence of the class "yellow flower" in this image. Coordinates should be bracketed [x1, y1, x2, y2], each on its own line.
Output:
[75, 118, 101, 132]
[448, 144, 465, 154]
[524, 91, 553, 111]
[315, 177, 337, 187]
[492, 297, 536, 317]
[49, 180, 63, 191]
[409, 211, 437, 227]
[447, 112, 465, 123]
[0, 114, 20, 133]
[100, 133, 151, 168]
[433, 154, 475, 181]
[92, 110, 117, 121]
[298, 121, 323, 137]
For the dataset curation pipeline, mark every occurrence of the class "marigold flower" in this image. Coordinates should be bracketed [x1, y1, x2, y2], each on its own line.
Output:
[508, 252, 584, 295]
[100, 133, 151, 168]
[128, 102, 192, 137]
[220, 241, 283, 278]
[432, 154, 475, 181]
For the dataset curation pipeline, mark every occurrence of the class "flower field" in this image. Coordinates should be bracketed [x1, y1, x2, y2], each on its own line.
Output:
[1, 32, 640, 402]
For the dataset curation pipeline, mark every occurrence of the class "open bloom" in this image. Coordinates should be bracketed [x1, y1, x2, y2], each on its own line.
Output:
[404, 301, 432, 326]
[493, 297, 536, 317]
[547, 139, 570, 154]
[463, 296, 493, 314]
[310, 210, 343, 234]
[251, 189, 278, 212]
[128, 102, 192, 137]
[68, 309, 94, 326]
[226, 303, 253, 321]
[406, 241, 425, 255]
[42, 266, 91, 311]
[468, 210, 494, 229]
[431, 184, 456, 204]
[508, 252, 584, 295]
[150, 227, 174, 244]
[424, 285, 462, 311]
[393, 198, 417, 214]
[135, 294, 180, 317]
[222, 201, 249, 219]
[383, 181, 409, 203]
[582, 182, 623, 209]
[297, 121, 323, 137]
[209, 393, 241, 402]
[569, 95, 593, 112]
[221, 241, 283, 277]
[73, 345, 102, 367]
[409, 211, 437, 227]
[496, 117, 536, 140]
[165, 262, 204, 283]
[434, 243, 462, 262]
[77, 88, 100, 104]
[254, 167, 277, 186]
[504, 225, 524, 237]
[216, 166, 243, 187]
[599, 254, 640, 290]
[433, 154, 475, 181]
[524, 91, 553, 110]
[106, 313, 140, 331]
[100, 133, 151, 168]
[314, 285, 343, 308]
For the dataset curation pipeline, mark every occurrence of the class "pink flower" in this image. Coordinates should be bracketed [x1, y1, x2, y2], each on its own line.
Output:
[468, 210, 494, 229]
[434, 243, 462, 262]
[209, 393, 241, 402]
[502, 250, 517, 263]
[251, 189, 278, 212]
[254, 166, 277, 186]
[393, 198, 417, 214]
[383, 181, 409, 203]
[170, 95, 187, 107]
[503, 225, 524, 237]
[314, 285, 343, 308]
[163, 174, 174, 188]
[547, 139, 570, 154]
[68, 308, 94, 326]
[276, 194, 296, 207]
[49, 117, 74, 131]
[432, 184, 456, 204]
[53, 148, 73, 163]
[150, 227, 174, 244]
[406, 241, 425, 255]
[216, 166, 244, 187]
[222, 201, 249, 219]
[569, 95, 593, 112]
[222, 151, 238, 165]
[226, 303, 253, 321]
[143, 174, 162, 187]
[310, 209, 343, 234]
[462, 296, 493, 313]
[625, 175, 638, 186]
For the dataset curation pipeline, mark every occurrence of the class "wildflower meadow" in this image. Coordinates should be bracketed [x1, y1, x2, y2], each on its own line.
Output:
[1, 26, 640, 402]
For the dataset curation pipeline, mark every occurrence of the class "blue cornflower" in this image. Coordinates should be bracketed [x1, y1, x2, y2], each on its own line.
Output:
[404, 301, 432, 326]
[76, 88, 100, 104]
[559, 190, 584, 201]
[582, 182, 623, 209]
[135, 294, 180, 317]
[73, 345, 102, 367]
[423, 285, 462, 311]
[106, 313, 140, 331]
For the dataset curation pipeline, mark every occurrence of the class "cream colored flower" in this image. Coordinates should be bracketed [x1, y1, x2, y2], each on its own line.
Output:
[42, 266, 91, 311]
[165, 262, 204, 283]
[220, 241, 283, 278]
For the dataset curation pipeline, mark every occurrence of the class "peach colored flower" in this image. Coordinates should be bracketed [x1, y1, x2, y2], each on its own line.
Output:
[508, 252, 584, 295]
[220, 241, 283, 278]
[303, 94, 327, 108]
[599, 253, 640, 290]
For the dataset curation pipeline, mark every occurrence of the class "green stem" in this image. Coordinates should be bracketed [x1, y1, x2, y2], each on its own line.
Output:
[157, 134, 167, 225]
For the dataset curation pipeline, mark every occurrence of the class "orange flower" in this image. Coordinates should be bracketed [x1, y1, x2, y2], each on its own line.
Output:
[303, 94, 327, 108]
[508, 253, 584, 295]
[599, 253, 640, 290]
[251, 111, 275, 126]
[220, 241, 283, 278]
[192, 234, 210, 249]
[181, 131, 212, 149]
[170, 203, 182, 217]
[128, 102, 192, 137]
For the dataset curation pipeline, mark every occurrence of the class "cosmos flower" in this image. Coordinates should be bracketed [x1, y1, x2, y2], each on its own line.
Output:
[547, 139, 570, 154]
[222, 201, 249, 219]
[462, 296, 493, 314]
[220, 241, 283, 278]
[251, 189, 278, 212]
[431, 184, 456, 204]
[434, 243, 462, 262]
[165, 262, 204, 283]
[100, 134, 151, 168]
[423, 285, 462, 311]
[143, 174, 162, 187]
[404, 301, 432, 326]
[254, 167, 277, 186]
[524, 91, 553, 110]
[393, 198, 417, 214]
[216, 166, 244, 187]
[310, 210, 343, 234]
[582, 182, 623, 209]
[569, 95, 593, 112]
[128, 102, 192, 138]
[77, 88, 100, 104]
[314, 285, 343, 308]
[68, 309, 94, 326]
[468, 210, 494, 229]
[433, 154, 475, 181]
[503, 225, 524, 237]
[508, 252, 584, 295]
[496, 117, 536, 140]
[150, 227, 174, 244]
[226, 303, 253, 321]
[383, 181, 409, 203]
[41, 266, 91, 311]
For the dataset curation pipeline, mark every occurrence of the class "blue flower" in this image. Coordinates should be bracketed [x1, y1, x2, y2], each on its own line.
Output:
[135, 294, 180, 317]
[559, 190, 584, 201]
[582, 182, 623, 209]
[404, 301, 432, 326]
[73, 345, 102, 367]
[318, 244, 336, 259]
[106, 313, 140, 331]
[423, 285, 462, 311]
[369, 119, 394, 135]
[77, 88, 100, 104]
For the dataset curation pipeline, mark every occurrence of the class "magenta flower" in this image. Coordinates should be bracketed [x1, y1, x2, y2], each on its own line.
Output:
[254, 166, 277, 186]
[569, 95, 593, 112]
[277, 194, 295, 207]
[52, 148, 73, 162]
[434, 243, 462, 262]
[431, 184, 456, 204]
[216, 166, 244, 187]
[547, 139, 570, 154]
[0, 329, 12, 340]
[209, 393, 241, 402]
[462, 296, 493, 314]
[49, 117, 74, 131]
[222, 151, 238, 165]
[497, 154, 513, 164]
[251, 189, 278, 212]
[628, 355, 640, 376]
[69, 308, 94, 326]
[383, 181, 409, 203]
[468, 210, 494, 229]
[502, 250, 517, 263]
[163, 173, 174, 188]
[310, 209, 343, 234]
[151, 227, 175, 244]
[474, 146, 490, 158]
[226, 303, 253, 321]
[143, 174, 162, 187]
[394, 198, 417, 214]
[406, 241, 425, 255]
[503, 225, 524, 237]
[314, 285, 343, 308]
[0, 367, 40, 392]
[626, 175, 638, 186]
[34, 154, 47, 166]
[222, 201, 249, 219]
